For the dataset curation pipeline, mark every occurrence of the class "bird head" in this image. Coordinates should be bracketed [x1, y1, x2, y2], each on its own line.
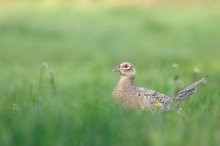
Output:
[113, 62, 136, 79]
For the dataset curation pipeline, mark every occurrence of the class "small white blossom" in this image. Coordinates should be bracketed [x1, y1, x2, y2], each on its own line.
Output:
[42, 62, 48, 68]
[172, 63, 179, 69]
[194, 68, 200, 74]
[48, 71, 56, 78]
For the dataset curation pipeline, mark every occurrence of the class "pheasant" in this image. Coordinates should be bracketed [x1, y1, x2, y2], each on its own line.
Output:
[112, 62, 208, 112]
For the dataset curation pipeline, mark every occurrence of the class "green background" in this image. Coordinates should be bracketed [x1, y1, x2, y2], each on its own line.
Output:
[0, 2, 220, 146]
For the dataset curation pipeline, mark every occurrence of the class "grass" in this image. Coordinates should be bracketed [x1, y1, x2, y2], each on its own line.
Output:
[0, 2, 220, 146]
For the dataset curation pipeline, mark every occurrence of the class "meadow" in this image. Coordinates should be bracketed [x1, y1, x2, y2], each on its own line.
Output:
[0, 2, 220, 146]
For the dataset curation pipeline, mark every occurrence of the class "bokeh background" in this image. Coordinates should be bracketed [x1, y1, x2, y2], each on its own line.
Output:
[0, 0, 220, 145]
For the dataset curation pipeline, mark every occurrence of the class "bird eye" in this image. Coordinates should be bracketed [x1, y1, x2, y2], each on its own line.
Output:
[124, 64, 129, 69]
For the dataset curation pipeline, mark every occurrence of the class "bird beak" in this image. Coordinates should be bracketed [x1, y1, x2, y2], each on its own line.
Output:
[112, 66, 120, 72]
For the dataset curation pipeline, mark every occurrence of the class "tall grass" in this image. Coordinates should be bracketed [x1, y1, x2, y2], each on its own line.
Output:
[0, 3, 220, 146]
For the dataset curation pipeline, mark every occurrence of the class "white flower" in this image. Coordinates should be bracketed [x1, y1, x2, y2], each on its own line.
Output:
[48, 71, 56, 78]
[42, 62, 48, 68]
[194, 68, 200, 74]
[172, 63, 179, 69]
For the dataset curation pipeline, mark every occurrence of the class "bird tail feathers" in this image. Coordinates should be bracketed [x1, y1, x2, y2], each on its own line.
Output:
[172, 75, 209, 106]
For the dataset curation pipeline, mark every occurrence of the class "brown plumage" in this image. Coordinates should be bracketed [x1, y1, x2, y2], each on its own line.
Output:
[112, 62, 208, 112]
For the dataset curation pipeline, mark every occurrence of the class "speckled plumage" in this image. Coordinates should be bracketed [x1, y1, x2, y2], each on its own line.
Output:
[112, 62, 208, 112]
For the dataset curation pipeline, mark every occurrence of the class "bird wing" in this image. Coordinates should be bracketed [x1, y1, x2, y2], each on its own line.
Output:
[137, 88, 171, 111]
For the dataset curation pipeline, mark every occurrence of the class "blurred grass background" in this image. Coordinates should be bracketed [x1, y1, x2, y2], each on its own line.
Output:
[0, 1, 220, 146]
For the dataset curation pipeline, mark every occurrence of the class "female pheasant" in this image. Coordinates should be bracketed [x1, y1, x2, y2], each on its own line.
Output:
[112, 62, 208, 112]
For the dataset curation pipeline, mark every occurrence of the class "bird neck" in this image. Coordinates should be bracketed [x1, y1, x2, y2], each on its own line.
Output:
[117, 76, 135, 89]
